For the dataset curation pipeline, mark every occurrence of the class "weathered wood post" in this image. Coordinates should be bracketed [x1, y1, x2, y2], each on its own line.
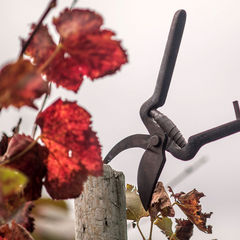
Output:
[74, 164, 127, 240]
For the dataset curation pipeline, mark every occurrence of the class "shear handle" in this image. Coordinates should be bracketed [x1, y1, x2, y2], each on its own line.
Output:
[152, 9, 186, 108]
[140, 10, 186, 134]
[168, 120, 240, 160]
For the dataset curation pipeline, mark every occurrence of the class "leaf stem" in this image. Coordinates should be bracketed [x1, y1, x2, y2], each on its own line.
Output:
[170, 233, 177, 240]
[148, 219, 154, 240]
[70, 0, 79, 9]
[137, 220, 146, 240]
[37, 43, 62, 73]
[19, 0, 57, 57]
[12, 118, 22, 134]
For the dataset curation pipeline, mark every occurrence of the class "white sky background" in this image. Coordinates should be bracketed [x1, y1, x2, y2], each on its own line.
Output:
[1, 0, 240, 239]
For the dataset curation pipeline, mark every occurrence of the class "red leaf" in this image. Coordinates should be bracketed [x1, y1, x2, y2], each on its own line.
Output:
[2, 134, 48, 200]
[0, 221, 34, 240]
[24, 9, 127, 92]
[36, 98, 102, 199]
[63, 29, 128, 80]
[0, 59, 48, 109]
[44, 50, 84, 92]
[55, 9, 128, 81]
[23, 24, 56, 67]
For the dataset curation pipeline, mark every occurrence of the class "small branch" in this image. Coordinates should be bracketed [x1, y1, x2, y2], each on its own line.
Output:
[31, 33, 62, 139]
[31, 40, 62, 139]
[148, 219, 154, 240]
[137, 220, 146, 240]
[12, 118, 22, 134]
[70, 0, 79, 9]
[32, 82, 52, 139]
[19, 0, 57, 57]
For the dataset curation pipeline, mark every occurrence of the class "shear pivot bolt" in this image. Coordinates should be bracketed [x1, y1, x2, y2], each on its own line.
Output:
[150, 135, 160, 146]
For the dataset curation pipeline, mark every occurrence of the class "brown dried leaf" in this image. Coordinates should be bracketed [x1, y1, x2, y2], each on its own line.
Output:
[170, 188, 212, 233]
[175, 219, 193, 240]
[149, 182, 175, 220]
[125, 184, 149, 221]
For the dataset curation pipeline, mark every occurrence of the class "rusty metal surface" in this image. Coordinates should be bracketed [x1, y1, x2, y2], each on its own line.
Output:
[104, 9, 240, 210]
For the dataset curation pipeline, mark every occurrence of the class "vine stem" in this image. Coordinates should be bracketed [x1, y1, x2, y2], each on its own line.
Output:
[0, 135, 42, 166]
[170, 233, 177, 240]
[32, 43, 62, 139]
[32, 83, 51, 139]
[70, 0, 79, 9]
[19, 0, 57, 57]
[137, 220, 146, 240]
[148, 219, 154, 240]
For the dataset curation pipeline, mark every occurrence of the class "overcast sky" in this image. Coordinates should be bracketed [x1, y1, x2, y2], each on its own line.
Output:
[1, 0, 240, 239]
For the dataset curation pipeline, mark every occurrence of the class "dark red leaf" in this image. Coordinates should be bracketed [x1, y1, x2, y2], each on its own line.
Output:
[175, 219, 193, 240]
[0, 59, 48, 109]
[36, 98, 102, 199]
[2, 134, 48, 200]
[0, 134, 8, 156]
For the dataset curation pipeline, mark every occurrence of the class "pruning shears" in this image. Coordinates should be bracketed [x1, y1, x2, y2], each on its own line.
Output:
[104, 10, 240, 211]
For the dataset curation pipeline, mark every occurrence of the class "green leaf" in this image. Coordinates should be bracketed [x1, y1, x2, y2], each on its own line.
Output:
[154, 216, 178, 239]
[33, 198, 69, 214]
[125, 184, 149, 221]
[0, 166, 28, 196]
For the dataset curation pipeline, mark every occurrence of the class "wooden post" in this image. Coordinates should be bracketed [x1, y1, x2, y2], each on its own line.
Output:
[74, 164, 127, 240]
